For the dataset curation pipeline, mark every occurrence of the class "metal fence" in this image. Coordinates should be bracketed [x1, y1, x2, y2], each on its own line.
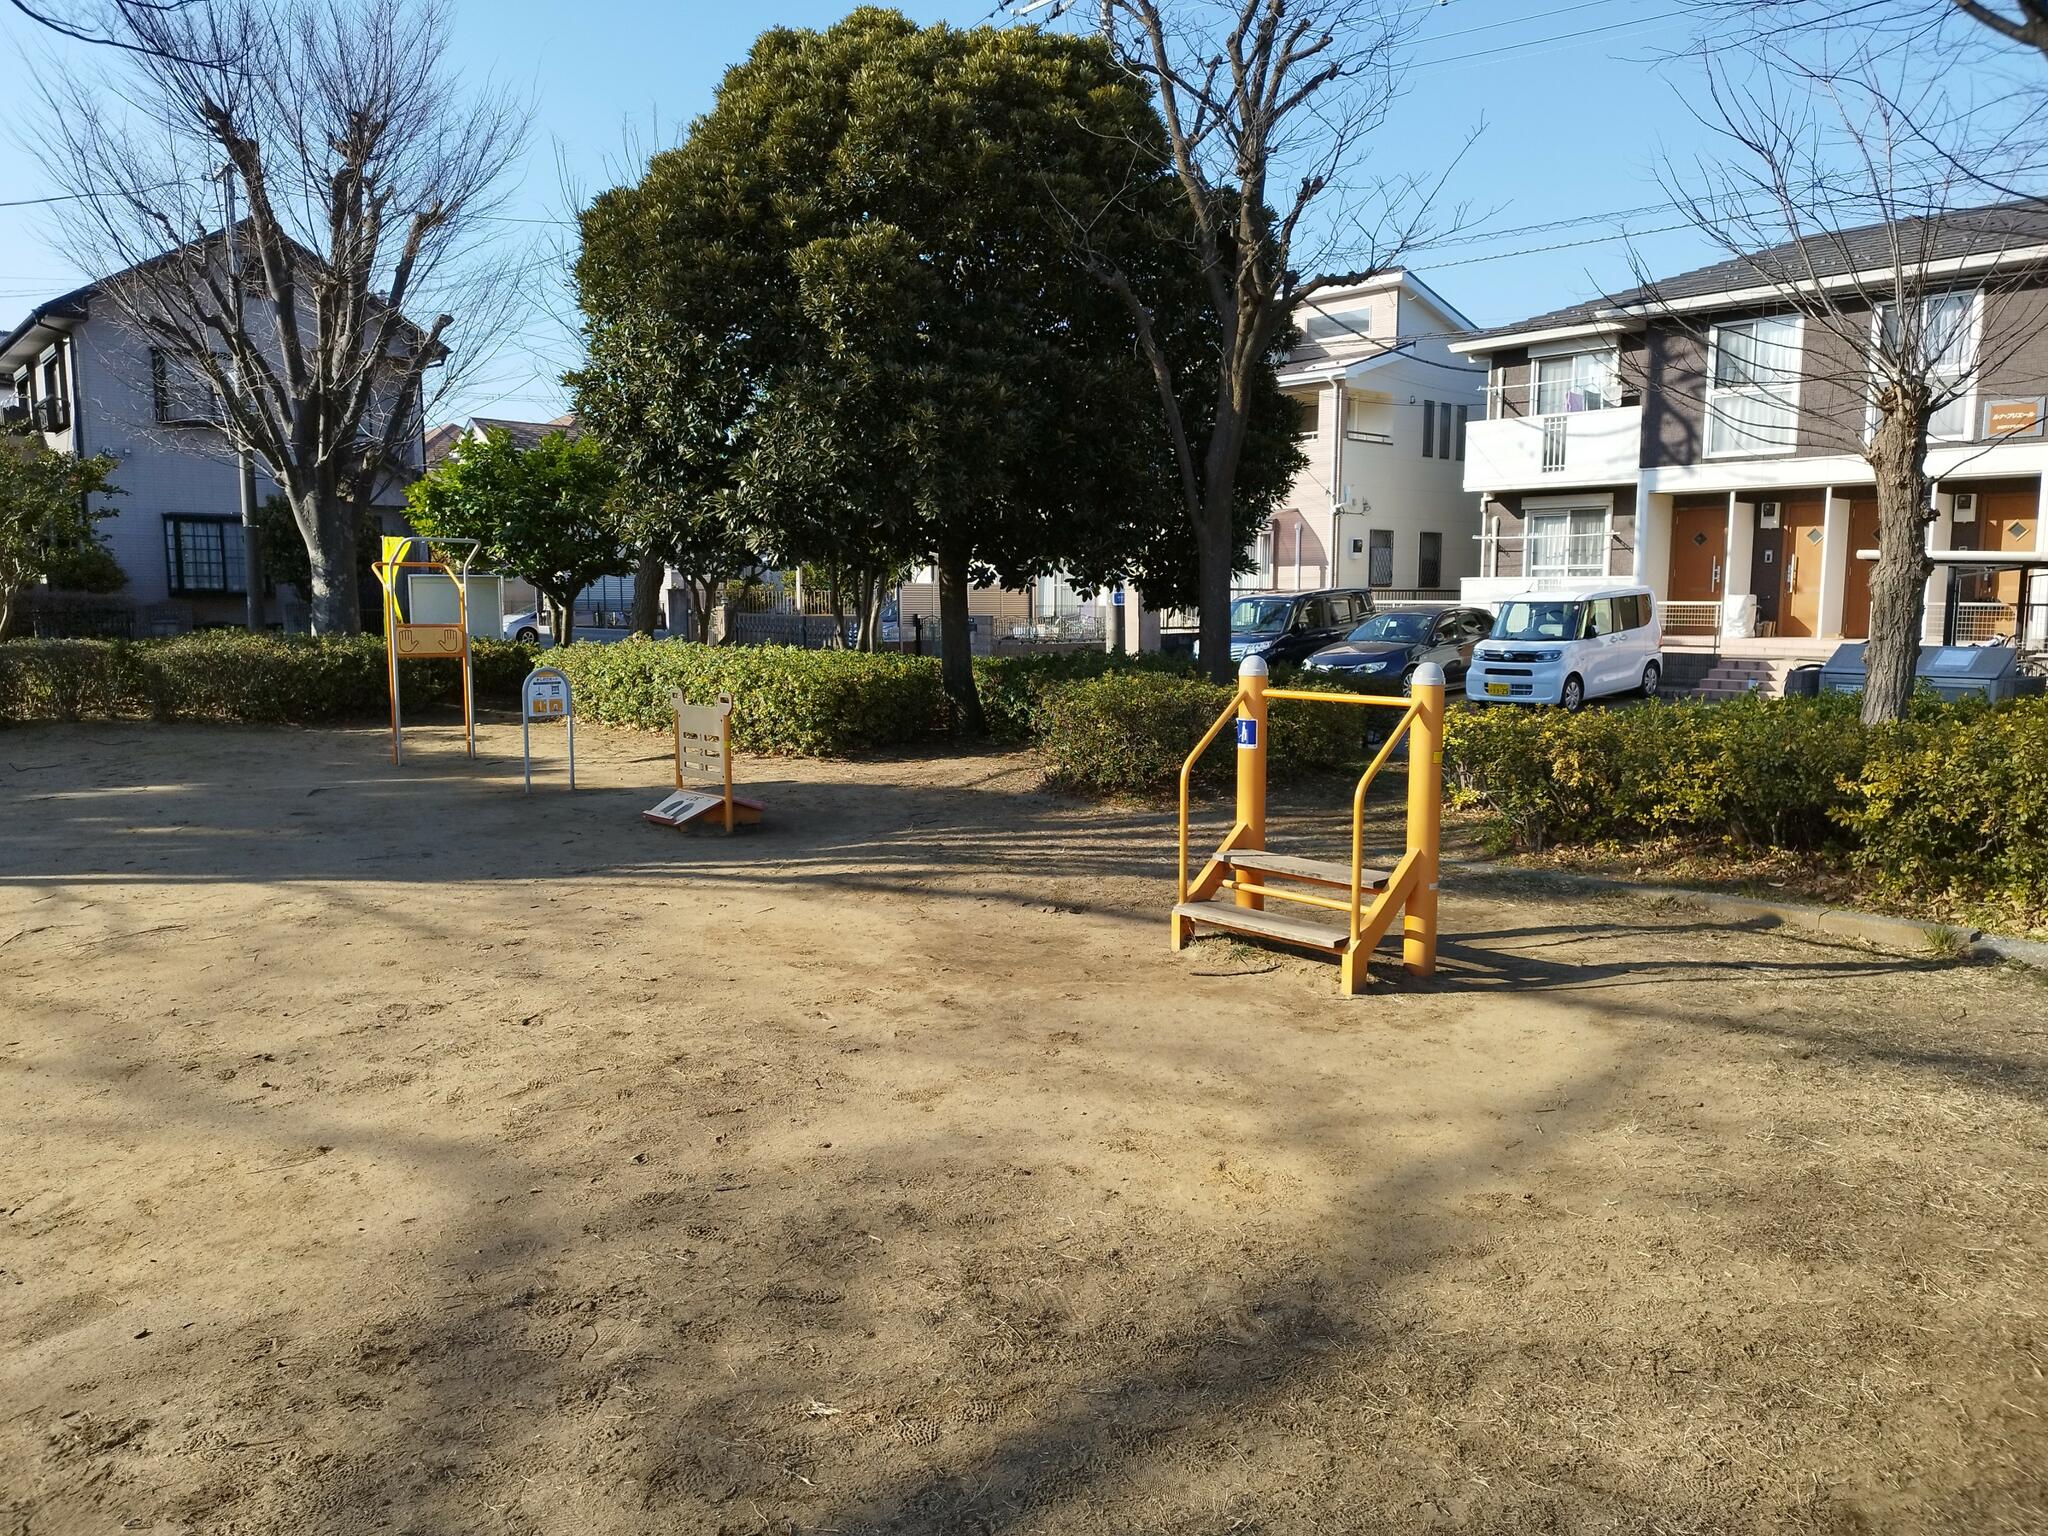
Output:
[1661, 600, 1723, 638]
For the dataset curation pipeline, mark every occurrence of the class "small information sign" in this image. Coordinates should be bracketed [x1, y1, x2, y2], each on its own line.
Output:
[521, 666, 575, 793]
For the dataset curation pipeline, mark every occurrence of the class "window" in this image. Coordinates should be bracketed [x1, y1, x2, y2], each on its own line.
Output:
[1494, 599, 1583, 642]
[39, 346, 66, 412]
[1706, 315, 1801, 455]
[1534, 350, 1614, 415]
[1437, 401, 1453, 459]
[163, 516, 246, 595]
[1367, 528, 1395, 586]
[1527, 509, 1606, 579]
[1422, 400, 1436, 458]
[152, 348, 221, 426]
[1345, 396, 1391, 445]
[1418, 530, 1443, 589]
[1878, 292, 1976, 439]
[1454, 404, 1468, 460]
[1586, 597, 1621, 637]
[1291, 395, 1318, 439]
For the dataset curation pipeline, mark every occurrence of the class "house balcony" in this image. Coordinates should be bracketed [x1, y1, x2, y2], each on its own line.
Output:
[1464, 405, 1642, 494]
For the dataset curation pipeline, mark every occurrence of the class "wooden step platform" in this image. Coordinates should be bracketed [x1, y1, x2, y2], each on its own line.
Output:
[1171, 899, 1350, 952]
[1225, 850, 1389, 889]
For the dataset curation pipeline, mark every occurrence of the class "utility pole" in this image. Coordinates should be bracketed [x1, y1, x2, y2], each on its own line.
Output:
[216, 163, 264, 632]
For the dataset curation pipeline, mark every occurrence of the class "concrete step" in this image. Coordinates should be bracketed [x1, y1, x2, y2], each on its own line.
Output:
[1172, 899, 1351, 952]
[1225, 850, 1389, 889]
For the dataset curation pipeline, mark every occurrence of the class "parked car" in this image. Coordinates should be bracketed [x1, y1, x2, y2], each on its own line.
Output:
[1302, 604, 1495, 693]
[1225, 588, 1375, 666]
[503, 610, 544, 643]
[1465, 586, 1662, 711]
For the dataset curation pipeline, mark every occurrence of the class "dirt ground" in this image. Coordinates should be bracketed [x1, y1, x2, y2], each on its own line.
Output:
[3, 716, 2046, 1536]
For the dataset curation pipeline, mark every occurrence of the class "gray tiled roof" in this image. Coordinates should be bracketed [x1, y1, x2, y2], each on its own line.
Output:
[1465, 198, 2048, 345]
[467, 412, 579, 452]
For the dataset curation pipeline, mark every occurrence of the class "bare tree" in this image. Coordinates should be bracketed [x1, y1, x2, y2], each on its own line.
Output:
[34, 0, 527, 632]
[1021, 0, 1468, 680]
[1646, 60, 2048, 722]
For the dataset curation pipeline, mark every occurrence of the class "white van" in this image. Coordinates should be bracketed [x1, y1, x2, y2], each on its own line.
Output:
[1465, 586, 1663, 711]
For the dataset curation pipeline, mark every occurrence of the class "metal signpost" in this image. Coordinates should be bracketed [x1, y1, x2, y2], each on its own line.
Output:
[521, 666, 575, 793]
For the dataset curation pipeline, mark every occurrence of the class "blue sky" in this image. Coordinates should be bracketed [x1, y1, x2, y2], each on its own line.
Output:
[0, 1, 1793, 421]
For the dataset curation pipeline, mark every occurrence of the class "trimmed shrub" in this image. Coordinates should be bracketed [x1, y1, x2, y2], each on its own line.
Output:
[542, 637, 949, 756]
[1033, 666, 1394, 799]
[1444, 691, 2048, 919]
[1037, 672, 1236, 798]
[1443, 694, 1870, 854]
[973, 650, 1193, 745]
[1842, 697, 2048, 915]
[0, 638, 153, 721]
[0, 633, 537, 725]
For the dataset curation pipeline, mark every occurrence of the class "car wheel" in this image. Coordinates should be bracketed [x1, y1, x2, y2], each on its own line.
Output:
[515, 626, 539, 644]
[1560, 674, 1586, 712]
[1641, 660, 1661, 699]
[1400, 667, 1417, 696]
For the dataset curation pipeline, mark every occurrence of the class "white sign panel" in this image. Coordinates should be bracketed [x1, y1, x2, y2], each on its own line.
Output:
[521, 667, 575, 793]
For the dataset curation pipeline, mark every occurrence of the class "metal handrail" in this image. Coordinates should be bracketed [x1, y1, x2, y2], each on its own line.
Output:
[1177, 688, 1246, 905]
[1180, 681, 1423, 946]
[1349, 704, 1420, 941]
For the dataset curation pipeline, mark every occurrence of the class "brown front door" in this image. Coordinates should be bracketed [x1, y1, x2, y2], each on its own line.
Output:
[1978, 489, 2039, 609]
[1668, 500, 1727, 601]
[1839, 498, 1883, 638]
[1779, 498, 1827, 637]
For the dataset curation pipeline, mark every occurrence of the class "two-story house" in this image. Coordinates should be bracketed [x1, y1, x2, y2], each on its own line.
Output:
[1450, 202, 2048, 662]
[1264, 270, 1486, 597]
[2, 247, 428, 634]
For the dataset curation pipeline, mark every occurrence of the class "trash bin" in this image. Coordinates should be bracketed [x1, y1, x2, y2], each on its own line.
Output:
[1819, 642, 2018, 702]
[1784, 663, 1822, 698]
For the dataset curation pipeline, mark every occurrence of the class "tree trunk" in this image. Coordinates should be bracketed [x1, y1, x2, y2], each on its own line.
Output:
[857, 571, 884, 653]
[1194, 385, 1255, 683]
[303, 491, 362, 635]
[1195, 493, 1236, 684]
[1861, 400, 1934, 726]
[935, 537, 983, 734]
[630, 547, 664, 635]
[547, 591, 576, 646]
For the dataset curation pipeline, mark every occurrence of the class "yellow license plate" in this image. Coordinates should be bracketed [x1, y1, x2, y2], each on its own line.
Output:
[1485, 682, 1510, 696]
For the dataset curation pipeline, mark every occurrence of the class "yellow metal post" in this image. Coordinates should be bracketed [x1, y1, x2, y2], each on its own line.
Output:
[1402, 662, 1445, 976]
[1235, 655, 1269, 910]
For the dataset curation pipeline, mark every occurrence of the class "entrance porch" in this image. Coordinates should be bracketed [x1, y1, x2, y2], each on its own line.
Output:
[1640, 474, 2046, 652]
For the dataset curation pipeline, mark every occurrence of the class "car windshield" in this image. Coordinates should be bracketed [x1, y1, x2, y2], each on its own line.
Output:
[1493, 600, 1583, 641]
[1345, 611, 1434, 644]
[1230, 597, 1295, 635]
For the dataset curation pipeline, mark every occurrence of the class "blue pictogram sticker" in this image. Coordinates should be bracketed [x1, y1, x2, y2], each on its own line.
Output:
[1235, 718, 1258, 748]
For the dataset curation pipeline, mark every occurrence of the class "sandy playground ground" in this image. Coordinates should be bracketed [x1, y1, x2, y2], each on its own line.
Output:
[3, 715, 2046, 1535]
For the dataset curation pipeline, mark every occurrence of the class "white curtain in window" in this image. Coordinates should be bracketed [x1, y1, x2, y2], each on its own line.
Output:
[1528, 510, 1605, 577]
[1707, 316, 1800, 454]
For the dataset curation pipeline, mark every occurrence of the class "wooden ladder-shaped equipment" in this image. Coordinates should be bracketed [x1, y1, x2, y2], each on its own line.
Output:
[1170, 656, 1444, 995]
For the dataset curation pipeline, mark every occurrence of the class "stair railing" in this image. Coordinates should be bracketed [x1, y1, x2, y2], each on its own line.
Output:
[1177, 656, 1446, 983]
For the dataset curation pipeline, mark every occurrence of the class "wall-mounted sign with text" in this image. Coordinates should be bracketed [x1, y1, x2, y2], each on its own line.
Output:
[1983, 397, 2045, 440]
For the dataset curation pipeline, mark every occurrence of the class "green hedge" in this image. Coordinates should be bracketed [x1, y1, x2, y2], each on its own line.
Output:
[1034, 668, 1392, 799]
[1444, 692, 2048, 919]
[972, 650, 1193, 744]
[541, 637, 949, 756]
[1842, 699, 2048, 909]
[0, 633, 537, 725]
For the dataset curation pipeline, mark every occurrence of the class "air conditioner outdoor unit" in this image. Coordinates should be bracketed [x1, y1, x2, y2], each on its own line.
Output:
[1758, 500, 1781, 529]
[1953, 492, 1978, 523]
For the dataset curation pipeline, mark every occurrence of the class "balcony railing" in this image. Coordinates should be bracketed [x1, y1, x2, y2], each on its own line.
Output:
[1465, 404, 1642, 491]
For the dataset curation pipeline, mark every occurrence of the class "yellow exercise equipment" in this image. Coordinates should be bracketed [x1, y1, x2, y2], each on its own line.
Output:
[372, 535, 480, 765]
[1171, 655, 1444, 995]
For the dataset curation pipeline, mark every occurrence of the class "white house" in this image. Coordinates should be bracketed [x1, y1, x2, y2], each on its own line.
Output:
[3, 252, 428, 634]
[1261, 270, 1487, 597]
